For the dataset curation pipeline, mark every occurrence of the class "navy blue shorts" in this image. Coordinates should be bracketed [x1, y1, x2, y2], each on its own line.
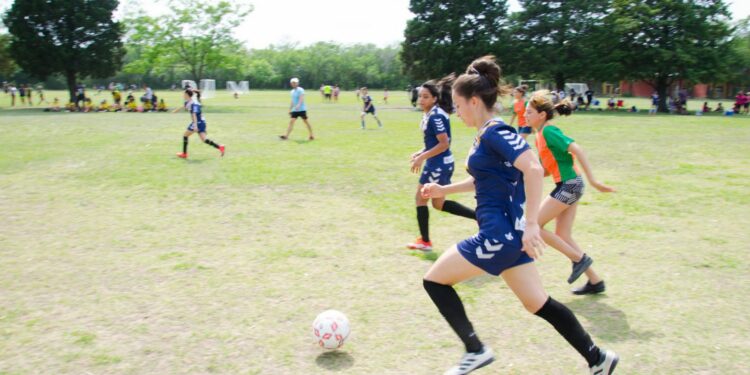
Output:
[518, 126, 532, 134]
[457, 233, 533, 276]
[363, 107, 376, 114]
[420, 157, 454, 185]
[187, 120, 207, 133]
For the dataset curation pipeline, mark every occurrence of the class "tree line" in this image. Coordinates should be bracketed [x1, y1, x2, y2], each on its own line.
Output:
[2, 0, 750, 112]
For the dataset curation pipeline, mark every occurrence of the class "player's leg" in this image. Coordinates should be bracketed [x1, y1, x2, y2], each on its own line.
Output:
[556, 203, 605, 293]
[538, 196, 592, 284]
[408, 184, 432, 251]
[501, 262, 618, 373]
[360, 112, 366, 129]
[302, 115, 314, 140]
[281, 117, 297, 139]
[424, 245, 492, 374]
[178, 130, 195, 158]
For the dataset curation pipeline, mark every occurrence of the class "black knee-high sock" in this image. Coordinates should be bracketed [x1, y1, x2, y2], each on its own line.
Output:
[183, 136, 188, 153]
[423, 279, 483, 353]
[417, 206, 430, 242]
[204, 139, 220, 149]
[535, 297, 602, 367]
[441, 200, 476, 220]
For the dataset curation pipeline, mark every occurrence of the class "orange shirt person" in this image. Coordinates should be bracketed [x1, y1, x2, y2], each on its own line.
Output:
[508, 84, 531, 139]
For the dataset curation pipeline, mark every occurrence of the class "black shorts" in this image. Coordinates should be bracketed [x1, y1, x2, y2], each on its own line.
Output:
[324, 94, 331, 99]
[744, 103, 749, 109]
[550, 176, 585, 205]
[290, 111, 308, 119]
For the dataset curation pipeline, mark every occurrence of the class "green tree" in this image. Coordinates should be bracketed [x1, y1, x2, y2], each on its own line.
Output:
[401, 0, 511, 80]
[727, 16, 750, 90]
[605, 0, 734, 112]
[0, 33, 17, 79]
[3, 0, 125, 102]
[124, 0, 252, 83]
[511, 0, 611, 90]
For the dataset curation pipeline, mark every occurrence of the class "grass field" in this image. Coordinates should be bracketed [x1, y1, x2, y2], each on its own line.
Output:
[1, 89, 749, 374]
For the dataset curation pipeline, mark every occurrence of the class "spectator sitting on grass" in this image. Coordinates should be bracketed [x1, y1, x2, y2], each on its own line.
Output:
[702, 102, 710, 113]
[714, 102, 724, 112]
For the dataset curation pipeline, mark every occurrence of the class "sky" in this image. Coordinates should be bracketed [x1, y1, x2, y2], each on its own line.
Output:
[1, 0, 749, 48]
[227, 0, 750, 49]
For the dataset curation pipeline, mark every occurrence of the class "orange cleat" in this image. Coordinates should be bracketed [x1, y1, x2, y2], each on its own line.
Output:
[176, 152, 188, 159]
[406, 237, 433, 251]
[219, 145, 225, 157]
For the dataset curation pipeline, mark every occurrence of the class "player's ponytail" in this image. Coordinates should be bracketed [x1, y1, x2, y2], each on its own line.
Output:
[528, 90, 574, 120]
[421, 74, 455, 114]
[453, 55, 511, 110]
[185, 88, 201, 105]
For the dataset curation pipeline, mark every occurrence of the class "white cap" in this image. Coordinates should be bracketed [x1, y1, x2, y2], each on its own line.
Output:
[290, 77, 299, 84]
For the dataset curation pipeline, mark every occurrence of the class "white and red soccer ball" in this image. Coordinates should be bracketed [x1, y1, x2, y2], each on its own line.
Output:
[312, 310, 350, 350]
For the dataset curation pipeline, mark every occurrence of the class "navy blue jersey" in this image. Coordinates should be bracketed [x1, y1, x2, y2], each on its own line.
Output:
[466, 119, 530, 243]
[363, 95, 373, 110]
[187, 100, 204, 121]
[421, 105, 452, 160]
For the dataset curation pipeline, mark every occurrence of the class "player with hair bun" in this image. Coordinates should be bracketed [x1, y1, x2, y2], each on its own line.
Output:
[420, 56, 618, 375]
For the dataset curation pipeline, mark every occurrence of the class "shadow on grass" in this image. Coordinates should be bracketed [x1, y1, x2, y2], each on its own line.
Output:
[315, 350, 355, 371]
[184, 158, 206, 164]
[293, 139, 314, 145]
[566, 296, 662, 343]
[408, 250, 439, 262]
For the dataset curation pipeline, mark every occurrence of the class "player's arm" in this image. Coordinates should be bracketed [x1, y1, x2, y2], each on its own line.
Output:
[421, 177, 475, 200]
[171, 105, 183, 114]
[295, 94, 304, 111]
[411, 133, 449, 173]
[191, 111, 198, 125]
[509, 111, 516, 126]
[567, 143, 615, 192]
[513, 149, 545, 259]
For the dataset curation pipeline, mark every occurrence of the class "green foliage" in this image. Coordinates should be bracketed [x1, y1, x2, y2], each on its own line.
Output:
[401, 0, 511, 80]
[123, 0, 253, 83]
[245, 42, 409, 89]
[0, 34, 17, 79]
[604, 0, 734, 111]
[727, 16, 750, 88]
[2, 0, 125, 101]
[512, 0, 612, 89]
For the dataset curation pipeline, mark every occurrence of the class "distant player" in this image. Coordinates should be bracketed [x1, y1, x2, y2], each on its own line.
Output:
[280, 78, 315, 141]
[174, 88, 225, 159]
[383, 87, 389, 104]
[649, 91, 659, 115]
[407, 78, 476, 251]
[508, 84, 530, 139]
[360, 87, 383, 129]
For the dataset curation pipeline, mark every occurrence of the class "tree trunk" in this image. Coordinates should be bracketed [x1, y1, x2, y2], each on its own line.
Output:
[65, 71, 77, 104]
[554, 72, 565, 91]
[656, 77, 669, 113]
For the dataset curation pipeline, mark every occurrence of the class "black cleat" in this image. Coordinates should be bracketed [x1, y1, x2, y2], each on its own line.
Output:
[568, 254, 593, 284]
[572, 280, 606, 295]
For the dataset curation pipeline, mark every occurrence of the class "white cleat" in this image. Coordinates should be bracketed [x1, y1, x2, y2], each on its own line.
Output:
[443, 346, 495, 375]
[590, 349, 619, 375]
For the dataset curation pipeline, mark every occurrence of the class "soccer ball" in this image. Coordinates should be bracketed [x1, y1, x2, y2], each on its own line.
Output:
[312, 310, 350, 349]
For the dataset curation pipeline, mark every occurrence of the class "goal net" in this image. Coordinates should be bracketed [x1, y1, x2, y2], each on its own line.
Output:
[200, 79, 216, 99]
[227, 81, 249, 94]
[181, 80, 197, 90]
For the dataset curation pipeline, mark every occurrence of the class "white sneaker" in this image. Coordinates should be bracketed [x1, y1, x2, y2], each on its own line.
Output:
[589, 349, 619, 375]
[443, 346, 495, 375]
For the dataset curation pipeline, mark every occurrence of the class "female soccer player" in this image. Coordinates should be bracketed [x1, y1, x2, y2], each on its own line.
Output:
[525, 92, 615, 293]
[360, 87, 383, 129]
[508, 84, 531, 139]
[174, 88, 225, 159]
[420, 56, 618, 375]
[407, 78, 476, 251]
[280, 78, 314, 141]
